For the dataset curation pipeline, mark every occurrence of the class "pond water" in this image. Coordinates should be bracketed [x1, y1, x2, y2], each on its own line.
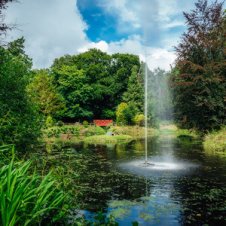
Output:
[33, 136, 226, 225]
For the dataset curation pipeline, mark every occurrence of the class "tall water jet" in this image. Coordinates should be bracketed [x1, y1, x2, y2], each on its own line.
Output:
[144, 52, 148, 165]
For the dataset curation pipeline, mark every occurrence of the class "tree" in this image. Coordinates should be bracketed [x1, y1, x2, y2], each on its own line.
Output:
[123, 65, 144, 113]
[52, 65, 94, 121]
[0, 40, 41, 150]
[51, 49, 141, 121]
[116, 102, 136, 125]
[172, 0, 226, 130]
[27, 69, 65, 117]
[110, 53, 141, 107]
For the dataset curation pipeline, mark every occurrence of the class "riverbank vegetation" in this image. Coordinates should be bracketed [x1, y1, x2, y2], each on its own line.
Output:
[203, 127, 226, 153]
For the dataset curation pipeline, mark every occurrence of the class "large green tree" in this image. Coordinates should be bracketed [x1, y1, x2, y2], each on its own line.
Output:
[27, 69, 64, 117]
[123, 65, 144, 113]
[52, 65, 94, 121]
[172, 0, 226, 130]
[0, 39, 41, 150]
[51, 49, 141, 121]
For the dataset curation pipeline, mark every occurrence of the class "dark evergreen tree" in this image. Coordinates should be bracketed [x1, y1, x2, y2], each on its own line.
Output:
[123, 65, 144, 113]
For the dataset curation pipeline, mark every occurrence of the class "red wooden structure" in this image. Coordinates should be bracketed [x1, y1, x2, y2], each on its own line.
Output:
[93, 120, 113, 127]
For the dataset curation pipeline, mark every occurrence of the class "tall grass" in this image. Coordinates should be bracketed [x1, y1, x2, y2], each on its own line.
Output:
[0, 147, 66, 226]
[204, 127, 226, 153]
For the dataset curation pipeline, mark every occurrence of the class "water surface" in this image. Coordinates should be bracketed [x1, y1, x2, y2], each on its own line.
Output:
[33, 136, 226, 225]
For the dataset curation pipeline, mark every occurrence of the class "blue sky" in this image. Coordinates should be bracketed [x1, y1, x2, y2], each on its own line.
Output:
[5, 0, 225, 70]
[77, 0, 187, 48]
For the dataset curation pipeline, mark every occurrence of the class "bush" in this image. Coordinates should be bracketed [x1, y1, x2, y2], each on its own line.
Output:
[203, 127, 226, 152]
[56, 121, 64, 127]
[116, 103, 136, 126]
[45, 115, 54, 128]
[133, 114, 145, 126]
[83, 120, 89, 127]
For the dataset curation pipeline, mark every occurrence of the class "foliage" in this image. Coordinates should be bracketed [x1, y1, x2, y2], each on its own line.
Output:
[116, 103, 136, 125]
[27, 69, 65, 117]
[116, 103, 128, 125]
[83, 120, 89, 127]
[171, 0, 226, 131]
[52, 64, 94, 121]
[133, 114, 145, 126]
[51, 49, 140, 121]
[73, 213, 119, 226]
[0, 41, 41, 150]
[44, 125, 106, 139]
[111, 126, 159, 139]
[0, 148, 66, 226]
[203, 127, 226, 152]
[84, 135, 133, 144]
[123, 65, 144, 112]
[45, 115, 54, 128]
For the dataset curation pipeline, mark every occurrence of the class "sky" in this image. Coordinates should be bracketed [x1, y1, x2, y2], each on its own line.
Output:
[4, 0, 218, 70]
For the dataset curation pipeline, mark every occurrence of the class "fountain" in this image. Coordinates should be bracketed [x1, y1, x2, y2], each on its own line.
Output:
[118, 51, 199, 174]
[143, 51, 153, 167]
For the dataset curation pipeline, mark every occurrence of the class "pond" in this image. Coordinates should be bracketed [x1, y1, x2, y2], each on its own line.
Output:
[32, 135, 226, 225]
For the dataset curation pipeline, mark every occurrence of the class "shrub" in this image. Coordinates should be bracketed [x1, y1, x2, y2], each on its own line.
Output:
[133, 114, 145, 126]
[116, 103, 136, 125]
[204, 127, 226, 152]
[56, 121, 64, 127]
[83, 120, 89, 127]
[45, 115, 54, 128]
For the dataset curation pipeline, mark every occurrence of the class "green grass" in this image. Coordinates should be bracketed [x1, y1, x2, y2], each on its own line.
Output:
[110, 126, 159, 139]
[203, 127, 226, 153]
[84, 135, 133, 144]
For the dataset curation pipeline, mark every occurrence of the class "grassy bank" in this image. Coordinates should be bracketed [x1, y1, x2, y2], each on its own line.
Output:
[110, 126, 159, 139]
[43, 123, 201, 146]
[43, 125, 106, 143]
[43, 124, 159, 145]
[203, 127, 226, 153]
[84, 135, 133, 144]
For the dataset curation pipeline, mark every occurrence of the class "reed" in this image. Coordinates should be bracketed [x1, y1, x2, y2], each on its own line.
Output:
[0, 147, 66, 226]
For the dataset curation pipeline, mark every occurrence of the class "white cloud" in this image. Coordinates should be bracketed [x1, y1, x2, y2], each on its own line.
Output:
[4, 0, 179, 70]
[5, 0, 89, 68]
[78, 40, 109, 53]
[78, 35, 176, 71]
[108, 36, 176, 71]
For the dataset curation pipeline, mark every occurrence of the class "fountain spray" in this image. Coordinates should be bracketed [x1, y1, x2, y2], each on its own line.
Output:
[144, 51, 148, 165]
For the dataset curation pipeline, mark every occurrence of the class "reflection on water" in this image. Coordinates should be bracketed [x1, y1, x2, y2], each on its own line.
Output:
[32, 136, 226, 225]
[120, 159, 198, 172]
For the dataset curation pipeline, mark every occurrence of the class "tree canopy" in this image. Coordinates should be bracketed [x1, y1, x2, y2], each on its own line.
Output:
[171, 0, 226, 131]
[0, 39, 41, 150]
[51, 49, 141, 122]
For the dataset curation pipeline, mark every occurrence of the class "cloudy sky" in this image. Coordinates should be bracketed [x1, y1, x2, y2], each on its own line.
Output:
[5, 0, 215, 70]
